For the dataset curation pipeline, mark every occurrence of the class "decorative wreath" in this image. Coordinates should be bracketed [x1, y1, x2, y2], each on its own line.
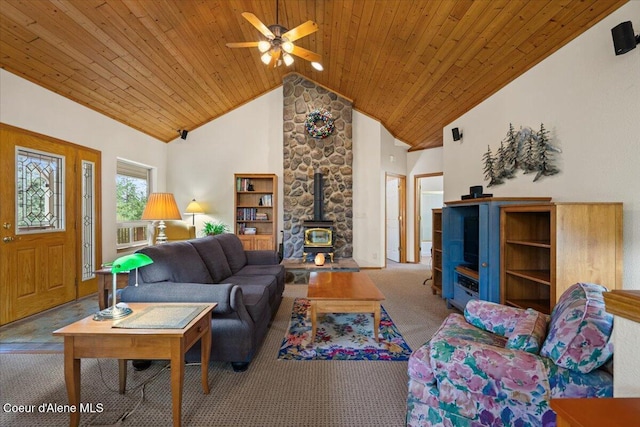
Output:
[305, 108, 335, 139]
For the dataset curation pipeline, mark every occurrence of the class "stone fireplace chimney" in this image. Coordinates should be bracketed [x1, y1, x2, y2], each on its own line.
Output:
[282, 73, 353, 260]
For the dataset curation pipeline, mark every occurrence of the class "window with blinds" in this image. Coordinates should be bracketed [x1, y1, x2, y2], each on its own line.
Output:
[116, 159, 151, 249]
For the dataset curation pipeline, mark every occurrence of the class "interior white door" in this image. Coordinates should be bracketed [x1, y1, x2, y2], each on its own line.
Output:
[418, 175, 443, 264]
[386, 177, 400, 262]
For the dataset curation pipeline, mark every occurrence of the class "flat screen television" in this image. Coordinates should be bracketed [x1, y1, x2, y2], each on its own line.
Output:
[463, 216, 479, 270]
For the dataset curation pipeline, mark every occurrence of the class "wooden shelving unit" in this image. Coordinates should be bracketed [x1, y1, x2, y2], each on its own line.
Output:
[442, 197, 550, 311]
[501, 203, 623, 314]
[234, 173, 278, 251]
[431, 208, 443, 295]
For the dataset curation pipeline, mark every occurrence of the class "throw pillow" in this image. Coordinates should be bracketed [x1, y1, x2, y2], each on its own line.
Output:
[464, 299, 524, 336]
[505, 309, 548, 354]
[540, 282, 614, 373]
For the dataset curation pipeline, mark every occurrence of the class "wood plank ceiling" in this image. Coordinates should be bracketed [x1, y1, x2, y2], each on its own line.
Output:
[0, 0, 628, 151]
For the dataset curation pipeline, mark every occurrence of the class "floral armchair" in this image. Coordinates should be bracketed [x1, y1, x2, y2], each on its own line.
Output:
[407, 283, 614, 427]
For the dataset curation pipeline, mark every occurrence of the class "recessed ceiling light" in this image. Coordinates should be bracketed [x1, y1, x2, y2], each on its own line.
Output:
[311, 62, 323, 71]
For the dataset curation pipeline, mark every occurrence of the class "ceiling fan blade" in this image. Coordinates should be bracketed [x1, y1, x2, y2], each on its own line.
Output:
[241, 12, 275, 39]
[289, 45, 321, 63]
[226, 42, 261, 48]
[269, 49, 281, 68]
[282, 20, 318, 42]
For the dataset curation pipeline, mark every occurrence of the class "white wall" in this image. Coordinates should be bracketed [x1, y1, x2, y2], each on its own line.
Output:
[0, 70, 168, 263]
[442, 2, 640, 396]
[351, 111, 383, 267]
[166, 88, 285, 237]
[614, 317, 640, 397]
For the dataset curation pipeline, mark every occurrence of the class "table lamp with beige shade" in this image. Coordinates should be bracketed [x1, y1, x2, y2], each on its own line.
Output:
[142, 192, 182, 244]
[185, 198, 205, 225]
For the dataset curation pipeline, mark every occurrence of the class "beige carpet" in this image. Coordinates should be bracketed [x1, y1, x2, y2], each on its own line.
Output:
[0, 262, 456, 427]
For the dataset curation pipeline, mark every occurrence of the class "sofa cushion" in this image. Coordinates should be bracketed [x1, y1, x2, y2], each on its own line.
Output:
[231, 284, 270, 324]
[214, 234, 248, 274]
[235, 264, 284, 288]
[543, 357, 614, 398]
[540, 282, 613, 373]
[505, 309, 548, 354]
[137, 242, 213, 284]
[190, 236, 233, 282]
[225, 274, 279, 307]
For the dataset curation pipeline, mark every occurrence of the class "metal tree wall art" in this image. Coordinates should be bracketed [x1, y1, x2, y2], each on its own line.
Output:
[483, 123, 561, 187]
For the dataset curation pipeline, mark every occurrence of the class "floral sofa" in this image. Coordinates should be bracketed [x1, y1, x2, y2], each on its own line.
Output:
[407, 283, 614, 427]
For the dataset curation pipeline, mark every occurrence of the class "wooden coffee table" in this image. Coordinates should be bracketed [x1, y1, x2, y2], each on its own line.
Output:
[307, 271, 386, 342]
[53, 303, 216, 427]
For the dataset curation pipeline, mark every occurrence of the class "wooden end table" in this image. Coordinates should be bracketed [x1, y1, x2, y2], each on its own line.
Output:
[551, 397, 640, 427]
[307, 271, 385, 342]
[53, 303, 216, 427]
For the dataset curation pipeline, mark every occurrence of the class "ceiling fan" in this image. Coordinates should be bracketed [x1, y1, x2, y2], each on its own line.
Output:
[226, 1, 322, 70]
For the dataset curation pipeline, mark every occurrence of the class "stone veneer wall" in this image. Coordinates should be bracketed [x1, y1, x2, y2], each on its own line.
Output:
[282, 74, 353, 259]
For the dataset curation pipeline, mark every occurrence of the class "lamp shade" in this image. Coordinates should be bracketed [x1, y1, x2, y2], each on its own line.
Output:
[111, 253, 154, 274]
[185, 199, 204, 214]
[141, 193, 182, 220]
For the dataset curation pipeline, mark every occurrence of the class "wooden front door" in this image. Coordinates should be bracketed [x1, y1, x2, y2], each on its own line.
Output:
[0, 124, 101, 325]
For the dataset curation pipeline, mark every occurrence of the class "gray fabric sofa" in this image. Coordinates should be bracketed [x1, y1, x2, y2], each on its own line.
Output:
[120, 233, 284, 371]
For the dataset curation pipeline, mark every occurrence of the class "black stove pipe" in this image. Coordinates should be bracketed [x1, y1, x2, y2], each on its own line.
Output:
[313, 169, 323, 221]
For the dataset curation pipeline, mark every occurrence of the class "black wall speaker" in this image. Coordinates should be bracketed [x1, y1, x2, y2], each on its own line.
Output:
[611, 21, 638, 55]
[180, 130, 189, 140]
[452, 127, 462, 141]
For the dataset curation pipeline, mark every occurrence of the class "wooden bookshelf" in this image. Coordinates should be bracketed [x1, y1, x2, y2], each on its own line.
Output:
[431, 208, 443, 295]
[234, 173, 277, 251]
[501, 203, 623, 314]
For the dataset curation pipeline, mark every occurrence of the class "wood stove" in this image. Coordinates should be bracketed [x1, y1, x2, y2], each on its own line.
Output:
[302, 221, 334, 262]
[302, 169, 334, 262]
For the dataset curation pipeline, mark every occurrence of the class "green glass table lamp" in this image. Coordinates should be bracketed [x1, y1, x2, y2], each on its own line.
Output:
[93, 253, 153, 321]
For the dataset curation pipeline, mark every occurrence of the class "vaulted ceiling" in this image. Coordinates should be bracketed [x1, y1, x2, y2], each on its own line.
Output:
[0, 0, 627, 151]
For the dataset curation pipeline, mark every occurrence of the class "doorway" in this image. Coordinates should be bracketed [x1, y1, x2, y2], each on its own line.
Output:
[413, 173, 443, 265]
[385, 173, 406, 264]
[0, 124, 101, 325]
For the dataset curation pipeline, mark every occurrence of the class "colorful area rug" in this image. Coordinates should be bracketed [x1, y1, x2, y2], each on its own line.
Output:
[278, 298, 412, 361]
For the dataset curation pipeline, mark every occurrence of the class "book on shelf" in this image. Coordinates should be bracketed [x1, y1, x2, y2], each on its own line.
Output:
[236, 178, 252, 192]
[259, 194, 272, 206]
[236, 208, 258, 220]
[255, 213, 268, 221]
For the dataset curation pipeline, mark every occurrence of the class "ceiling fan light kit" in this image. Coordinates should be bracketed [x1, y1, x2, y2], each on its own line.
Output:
[261, 52, 273, 65]
[258, 40, 271, 53]
[283, 53, 294, 66]
[226, 1, 322, 70]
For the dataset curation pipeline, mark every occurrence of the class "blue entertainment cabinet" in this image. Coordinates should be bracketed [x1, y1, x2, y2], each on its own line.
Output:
[441, 197, 551, 311]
